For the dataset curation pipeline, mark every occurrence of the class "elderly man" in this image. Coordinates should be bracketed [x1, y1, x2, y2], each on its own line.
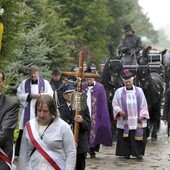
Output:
[112, 69, 149, 159]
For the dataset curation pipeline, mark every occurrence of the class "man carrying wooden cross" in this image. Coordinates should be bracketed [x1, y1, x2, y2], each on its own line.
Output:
[58, 82, 90, 170]
[60, 51, 99, 169]
[61, 51, 112, 168]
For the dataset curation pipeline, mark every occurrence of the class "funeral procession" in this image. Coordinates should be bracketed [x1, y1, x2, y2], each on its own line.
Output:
[1, 0, 170, 170]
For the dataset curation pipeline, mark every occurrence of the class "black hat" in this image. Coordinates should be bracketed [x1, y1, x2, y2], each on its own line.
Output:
[100, 61, 106, 66]
[90, 64, 96, 70]
[63, 83, 76, 94]
[124, 24, 132, 32]
[121, 69, 134, 79]
[52, 68, 60, 75]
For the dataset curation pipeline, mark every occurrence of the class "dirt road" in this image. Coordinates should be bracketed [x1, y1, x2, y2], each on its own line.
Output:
[86, 120, 170, 170]
[14, 121, 170, 170]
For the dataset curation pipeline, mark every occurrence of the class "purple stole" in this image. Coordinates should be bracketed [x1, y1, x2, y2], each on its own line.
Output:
[121, 87, 143, 141]
[24, 78, 45, 127]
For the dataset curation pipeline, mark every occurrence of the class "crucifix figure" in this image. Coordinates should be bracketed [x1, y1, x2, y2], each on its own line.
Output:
[61, 51, 99, 144]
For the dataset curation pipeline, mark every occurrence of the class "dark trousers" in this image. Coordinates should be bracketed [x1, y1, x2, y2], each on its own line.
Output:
[15, 130, 23, 156]
[116, 129, 147, 156]
[76, 153, 86, 170]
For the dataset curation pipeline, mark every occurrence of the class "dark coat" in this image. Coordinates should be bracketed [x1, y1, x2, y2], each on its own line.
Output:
[50, 79, 66, 107]
[0, 94, 19, 170]
[50, 79, 64, 91]
[163, 88, 170, 123]
[58, 103, 90, 154]
[119, 34, 142, 54]
[119, 34, 143, 65]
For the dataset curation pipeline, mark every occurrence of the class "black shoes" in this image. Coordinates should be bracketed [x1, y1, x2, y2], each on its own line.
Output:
[124, 155, 130, 159]
[90, 154, 96, 158]
[136, 155, 143, 159]
[88, 149, 96, 158]
[124, 155, 143, 159]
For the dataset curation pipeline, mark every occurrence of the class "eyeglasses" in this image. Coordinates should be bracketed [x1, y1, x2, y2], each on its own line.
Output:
[37, 109, 49, 113]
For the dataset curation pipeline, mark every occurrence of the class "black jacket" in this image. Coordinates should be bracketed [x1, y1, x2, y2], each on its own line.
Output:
[58, 103, 90, 154]
[119, 34, 142, 55]
[0, 94, 19, 170]
[163, 89, 170, 123]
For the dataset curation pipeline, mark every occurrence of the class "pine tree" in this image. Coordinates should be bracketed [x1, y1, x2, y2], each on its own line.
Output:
[6, 23, 53, 94]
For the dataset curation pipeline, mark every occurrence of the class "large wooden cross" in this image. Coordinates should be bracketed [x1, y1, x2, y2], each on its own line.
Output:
[61, 51, 99, 144]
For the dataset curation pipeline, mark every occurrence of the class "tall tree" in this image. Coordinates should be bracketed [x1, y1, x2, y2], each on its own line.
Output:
[0, 0, 25, 67]
[107, 0, 158, 49]
[25, 0, 76, 70]
[6, 23, 53, 94]
[107, 0, 134, 48]
[59, 0, 113, 64]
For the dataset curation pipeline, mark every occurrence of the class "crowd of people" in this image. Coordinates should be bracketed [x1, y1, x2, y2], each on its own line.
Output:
[0, 23, 169, 170]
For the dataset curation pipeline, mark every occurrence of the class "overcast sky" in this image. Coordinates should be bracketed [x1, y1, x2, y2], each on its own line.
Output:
[138, 0, 170, 30]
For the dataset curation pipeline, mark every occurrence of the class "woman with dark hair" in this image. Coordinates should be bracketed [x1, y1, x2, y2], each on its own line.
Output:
[19, 94, 76, 170]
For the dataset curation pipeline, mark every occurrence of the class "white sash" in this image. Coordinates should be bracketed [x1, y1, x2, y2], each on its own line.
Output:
[26, 120, 61, 170]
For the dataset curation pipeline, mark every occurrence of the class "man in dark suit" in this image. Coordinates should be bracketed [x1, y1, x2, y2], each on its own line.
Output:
[58, 83, 90, 170]
[0, 70, 19, 170]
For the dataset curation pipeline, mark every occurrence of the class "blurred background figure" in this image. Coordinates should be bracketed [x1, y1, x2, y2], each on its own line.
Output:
[83, 62, 87, 72]
[89, 63, 100, 82]
[162, 87, 170, 137]
[119, 24, 143, 65]
[163, 50, 170, 91]
[90, 64, 97, 74]
[50, 68, 64, 91]
[98, 61, 105, 76]
[50, 68, 65, 108]
[68, 64, 78, 82]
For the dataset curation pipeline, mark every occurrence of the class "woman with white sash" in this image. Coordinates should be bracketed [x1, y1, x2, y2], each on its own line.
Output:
[18, 94, 76, 170]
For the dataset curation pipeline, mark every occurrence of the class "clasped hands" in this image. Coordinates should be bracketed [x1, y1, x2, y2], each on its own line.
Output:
[118, 111, 126, 117]
[118, 111, 145, 121]
[30, 93, 41, 99]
